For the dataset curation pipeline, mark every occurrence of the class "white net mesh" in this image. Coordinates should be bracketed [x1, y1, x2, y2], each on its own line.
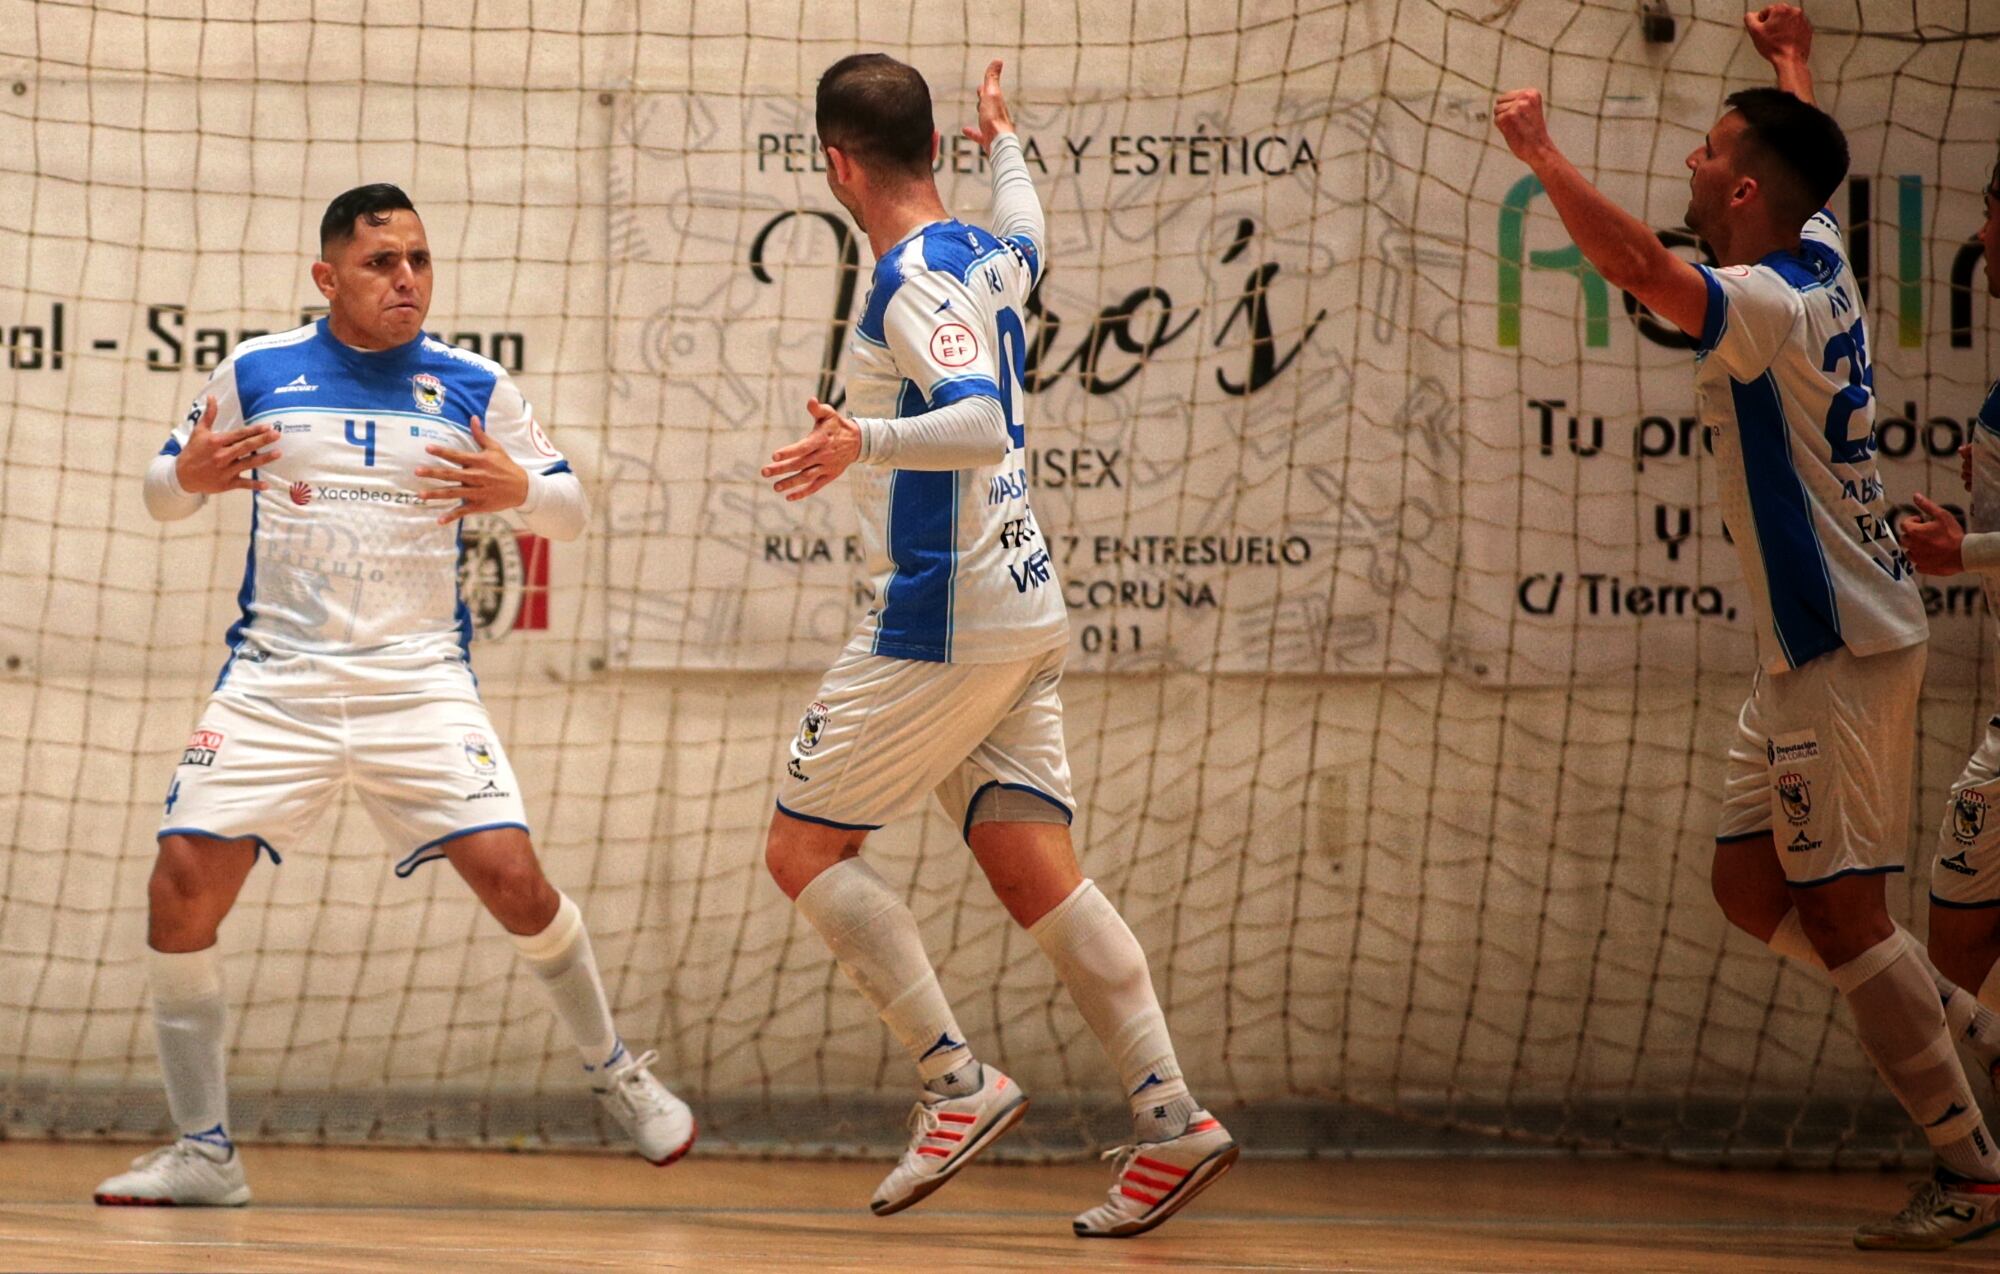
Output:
[1, 0, 1996, 1160]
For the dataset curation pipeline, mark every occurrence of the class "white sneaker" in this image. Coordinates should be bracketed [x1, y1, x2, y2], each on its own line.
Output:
[593, 1047, 696, 1166]
[1074, 1110, 1237, 1238]
[93, 1135, 250, 1207]
[1854, 1168, 2000, 1250]
[871, 1065, 1028, 1216]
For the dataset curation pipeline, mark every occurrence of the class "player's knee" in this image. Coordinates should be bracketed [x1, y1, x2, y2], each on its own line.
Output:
[149, 841, 220, 912]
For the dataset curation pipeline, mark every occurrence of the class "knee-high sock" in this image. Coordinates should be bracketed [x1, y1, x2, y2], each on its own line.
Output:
[1769, 911, 2000, 1069]
[511, 893, 623, 1072]
[150, 946, 231, 1149]
[1030, 879, 1196, 1142]
[1831, 930, 2000, 1181]
[793, 858, 975, 1089]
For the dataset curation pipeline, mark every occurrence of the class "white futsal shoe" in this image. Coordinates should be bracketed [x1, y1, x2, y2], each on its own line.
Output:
[871, 1064, 1029, 1216]
[93, 1135, 250, 1207]
[593, 1048, 697, 1166]
[1853, 1168, 2000, 1250]
[1074, 1109, 1238, 1238]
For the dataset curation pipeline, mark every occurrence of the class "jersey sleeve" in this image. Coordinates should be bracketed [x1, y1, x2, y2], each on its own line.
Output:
[479, 371, 573, 477]
[880, 270, 1003, 411]
[1693, 262, 1801, 381]
[161, 358, 245, 457]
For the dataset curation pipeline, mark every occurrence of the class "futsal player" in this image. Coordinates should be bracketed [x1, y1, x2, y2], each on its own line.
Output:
[94, 184, 694, 1206]
[757, 58, 1237, 1237]
[1497, 6, 2000, 1248]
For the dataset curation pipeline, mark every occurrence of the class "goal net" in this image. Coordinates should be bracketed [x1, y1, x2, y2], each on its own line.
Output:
[2, 0, 1996, 1162]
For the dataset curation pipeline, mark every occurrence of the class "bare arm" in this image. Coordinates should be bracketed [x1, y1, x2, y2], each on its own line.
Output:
[1493, 89, 1708, 341]
[1745, 5, 1816, 105]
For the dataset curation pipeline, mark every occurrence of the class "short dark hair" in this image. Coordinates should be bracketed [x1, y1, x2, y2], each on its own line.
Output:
[319, 183, 417, 255]
[1721, 87, 1849, 225]
[816, 53, 935, 178]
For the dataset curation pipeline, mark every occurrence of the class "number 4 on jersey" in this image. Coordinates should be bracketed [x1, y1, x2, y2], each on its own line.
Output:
[345, 418, 377, 467]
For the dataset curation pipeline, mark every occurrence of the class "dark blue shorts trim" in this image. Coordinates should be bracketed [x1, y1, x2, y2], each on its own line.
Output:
[773, 800, 881, 833]
[393, 820, 530, 879]
[1929, 892, 2000, 911]
[1791, 863, 1904, 889]
[159, 827, 282, 866]
[1714, 831, 1770, 846]
[960, 780, 1074, 845]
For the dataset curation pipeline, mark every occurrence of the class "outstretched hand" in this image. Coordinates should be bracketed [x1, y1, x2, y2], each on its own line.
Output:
[1899, 492, 1966, 576]
[961, 59, 1016, 153]
[1745, 5, 1812, 67]
[762, 397, 861, 502]
[175, 396, 280, 495]
[415, 416, 530, 525]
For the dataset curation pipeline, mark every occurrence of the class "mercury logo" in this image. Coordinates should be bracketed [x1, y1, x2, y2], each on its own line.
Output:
[288, 481, 313, 506]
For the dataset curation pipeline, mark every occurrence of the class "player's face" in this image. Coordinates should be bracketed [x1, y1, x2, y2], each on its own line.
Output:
[1981, 186, 2000, 299]
[319, 210, 434, 348]
[1684, 114, 1749, 242]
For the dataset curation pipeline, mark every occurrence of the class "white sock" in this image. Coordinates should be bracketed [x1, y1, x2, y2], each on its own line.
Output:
[1029, 879, 1196, 1143]
[509, 893, 624, 1073]
[793, 858, 978, 1096]
[149, 946, 232, 1152]
[1831, 931, 2000, 1182]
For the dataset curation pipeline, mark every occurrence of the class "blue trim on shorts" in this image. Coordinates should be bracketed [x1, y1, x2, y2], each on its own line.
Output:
[1791, 863, 1904, 889]
[1714, 831, 1770, 846]
[959, 780, 1074, 845]
[1929, 892, 2000, 911]
[159, 827, 282, 866]
[393, 820, 530, 879]
[773, 800, 881, 833]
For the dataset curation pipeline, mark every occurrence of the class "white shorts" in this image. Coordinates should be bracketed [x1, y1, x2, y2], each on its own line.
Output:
[157, 679, 530, 876]
[1715, 642, 1925, 887]
[776, 643, 1074, 836]
[1932, 714, 2000, 910]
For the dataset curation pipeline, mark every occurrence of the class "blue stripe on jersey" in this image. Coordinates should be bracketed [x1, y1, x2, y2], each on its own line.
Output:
[215, 487, 260, 689]
[1694, 267, 1727, 355]
[856, 240, 920, 346]
[874, 379, 958, 661]
[1004, 234, 1041, 286]
[1979, 380, 2000, 438]
[1732, 371, 1843, 669]
[160, 437, 183, 457]
[1759, 242, 1840, 292]
[454, 521, 475, 665]
[928, 375, 1001, 407]
[541, 459, 574, 476]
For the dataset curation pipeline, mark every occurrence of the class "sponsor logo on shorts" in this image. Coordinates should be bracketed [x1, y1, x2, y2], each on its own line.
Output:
[1786, 829, 1823, 854]
[1767, 733, 1820, 766]
[1941, 850, 1979, 877]
[463, 733, 498, 775]
[798, 701, 829, 754]
[412, 372, 445, 415]
[787, 757, 808, 782]
[1953, 790, 1988, 846]
[465, 779, 511, 801]
[180, 729, 225, 767]
[1777, 772, 1812, 826]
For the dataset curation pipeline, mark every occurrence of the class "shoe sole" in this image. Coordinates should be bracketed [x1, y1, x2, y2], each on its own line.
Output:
[871, 1095, 1029, 1217]
[646, 1119, 698, 1168]
[1854, 1213, 2000, 1252]
[94, 1187, 251, 1208]
[1075, 1141, 1239, 1239]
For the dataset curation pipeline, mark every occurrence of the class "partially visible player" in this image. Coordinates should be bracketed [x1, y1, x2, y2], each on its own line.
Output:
[1498, 6, 2000, 1250]
[757, 58, 1236, 1237]
[94, 184, 694, 1207]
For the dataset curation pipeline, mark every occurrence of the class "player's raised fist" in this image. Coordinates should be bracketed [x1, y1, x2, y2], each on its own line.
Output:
[961, 59, 1016, 153]
[1494, 89, 1554, 163]
[1899, 491, 1967, 576]
[1745, 5, 1812, 67]
[174, 395, 279, 495]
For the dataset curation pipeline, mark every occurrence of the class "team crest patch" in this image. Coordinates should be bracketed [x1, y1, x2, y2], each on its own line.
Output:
[463, 732, 498, 775]
[798, 701, 830, 753]
[412, 372, 445, 415]
[929, 322, 978, 368]
[1776, 772, 1812, 826]
[1954, 790, 1988, 846]
[180, 729, 224, 767]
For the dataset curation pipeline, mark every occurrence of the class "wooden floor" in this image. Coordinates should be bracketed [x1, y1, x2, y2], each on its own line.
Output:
[2, 1143, 1996, 1271]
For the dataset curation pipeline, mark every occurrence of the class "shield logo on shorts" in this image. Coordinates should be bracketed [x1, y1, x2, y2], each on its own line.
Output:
[1955, 791, 1988, 846]
[1777, 772, 1812, 826]
[798, 701, 830, 754]
[463, 733, 498, 775]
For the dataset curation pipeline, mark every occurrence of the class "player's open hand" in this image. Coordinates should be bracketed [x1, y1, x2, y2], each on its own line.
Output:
[415, 416, 529, 525]
[175, 396, 279, 495]
[1899, 492, 1966, 576]
[763, 397, 861, 502]
[961, 59, 1016, 153]
[1745, 5, 1812, 67]
[1494, 89, 1555, 164]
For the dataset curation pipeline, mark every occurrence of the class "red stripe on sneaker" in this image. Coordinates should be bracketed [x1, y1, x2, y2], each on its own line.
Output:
[1133, 1155, 1189, 1177]
[1120, 1186, 1162, 1205]
[939, 1112, 978, 1124]
[1190, 1118, 1220, 1132]
[917, 1147, 951, 1158]
[1125, 1170, 1175, 1191]
[928, 1130, 965, 1142]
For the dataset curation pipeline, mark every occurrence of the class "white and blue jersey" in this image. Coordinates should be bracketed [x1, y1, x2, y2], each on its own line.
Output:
[1970, 380, 2000, 632]
[1692, 209, 1928, 674]
[843, 220, 1069, 664]
[159, 319, 573, 695]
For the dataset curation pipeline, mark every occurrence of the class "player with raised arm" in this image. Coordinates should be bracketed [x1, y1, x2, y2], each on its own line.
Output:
[757, 58, 1236, 1238]
[94, 184, 694, 1207]
[1497, 6, 2000, 1250]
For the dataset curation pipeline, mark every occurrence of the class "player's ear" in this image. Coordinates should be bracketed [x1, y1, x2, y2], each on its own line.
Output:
[310, 258, 337, 303]
[1730, 173, 1758, 212]
[930, 130, 941, 165]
